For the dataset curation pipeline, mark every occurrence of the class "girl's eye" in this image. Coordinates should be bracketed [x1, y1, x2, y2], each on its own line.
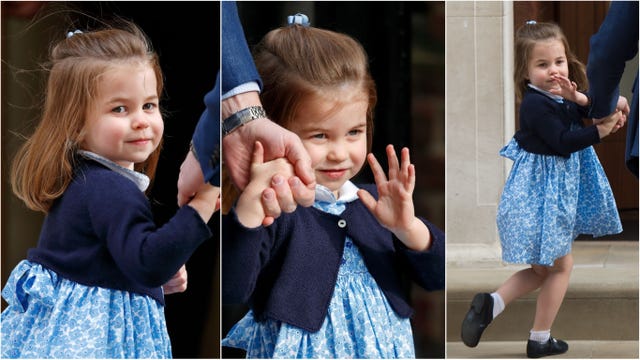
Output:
[348, 129, 363, 136]
[312, 133, 326, 140]
[112, 106, 126, 113]
[143, 103, 156, 111]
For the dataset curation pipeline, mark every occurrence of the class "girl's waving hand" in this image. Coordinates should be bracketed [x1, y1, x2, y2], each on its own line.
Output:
[357, 145, 431, 251]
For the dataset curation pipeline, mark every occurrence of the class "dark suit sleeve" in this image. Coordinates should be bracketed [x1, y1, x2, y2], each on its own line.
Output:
[192, 74, 220, 186]
[221, 1, 263, 93]
[191, 1, 266, 185]
[587, 1, 639, 119]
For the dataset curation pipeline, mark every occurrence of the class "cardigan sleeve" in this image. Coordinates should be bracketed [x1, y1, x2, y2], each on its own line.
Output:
[520, 95, 600, 156]
[396, 218, 445, 291]
[221, 208, 276, 304]
[86, 172, 212, 287]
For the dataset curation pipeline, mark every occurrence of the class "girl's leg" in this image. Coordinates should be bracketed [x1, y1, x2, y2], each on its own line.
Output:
[496, 265, 548, 306]
[532, 253, 574, 331]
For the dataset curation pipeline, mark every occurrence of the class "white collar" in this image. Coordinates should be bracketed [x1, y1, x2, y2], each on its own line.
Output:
[78, 150, 150, 192]
[314, 181, 360, 203]
[528, 83, 564, 103]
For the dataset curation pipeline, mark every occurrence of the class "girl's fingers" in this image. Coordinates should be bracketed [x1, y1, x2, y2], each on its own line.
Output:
[400, 147, 410, 177]
[367, 152, 388, 185]
[357, 189, 377, 213]
[251, 141, 264, 165]
[386, 144, 399, 180]
[407, 164, 416, 193]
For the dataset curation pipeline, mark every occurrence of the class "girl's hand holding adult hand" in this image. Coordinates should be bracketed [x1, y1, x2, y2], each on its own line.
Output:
[163, 265, 188, 294]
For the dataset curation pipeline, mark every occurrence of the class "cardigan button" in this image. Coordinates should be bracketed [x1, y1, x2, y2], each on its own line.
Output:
[338, 219, 347, 228]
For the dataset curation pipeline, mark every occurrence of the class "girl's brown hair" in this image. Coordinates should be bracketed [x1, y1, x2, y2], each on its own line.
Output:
[222, 23, 377, 213]
[11, 20, 164, 213]
[514, 21, 587, 103]
[254, 24, 377, 145]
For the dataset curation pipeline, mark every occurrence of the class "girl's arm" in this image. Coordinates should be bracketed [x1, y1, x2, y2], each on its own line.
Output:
[357, 144, 431, 251]
[234, 141, 295, 228]
[187, 184, 220, 223]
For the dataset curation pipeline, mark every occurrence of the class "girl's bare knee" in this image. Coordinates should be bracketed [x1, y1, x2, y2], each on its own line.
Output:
[550, 254, 574, 274]
[531, 264, 548, 278]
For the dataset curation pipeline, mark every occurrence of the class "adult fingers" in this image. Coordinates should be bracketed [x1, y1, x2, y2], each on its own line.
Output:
[261, 187, 282, 220]
[284, 136, 316, 187]
[289, 176, 315, 208]
[271, 174, 297, 213]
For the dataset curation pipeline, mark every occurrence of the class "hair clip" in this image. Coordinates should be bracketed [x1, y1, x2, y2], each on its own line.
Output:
[287, 13, 310, 27]
[66, 29, 83, 38]
[525, 20, 537, 25]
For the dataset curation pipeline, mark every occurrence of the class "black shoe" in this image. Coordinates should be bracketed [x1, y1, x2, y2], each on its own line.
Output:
[526, 337, 568, 358]
[461, 292, 493, 347]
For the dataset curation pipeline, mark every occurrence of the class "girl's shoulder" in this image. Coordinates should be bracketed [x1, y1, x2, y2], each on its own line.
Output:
[520, 89, 561, 113]
[72, 159, 145, 197]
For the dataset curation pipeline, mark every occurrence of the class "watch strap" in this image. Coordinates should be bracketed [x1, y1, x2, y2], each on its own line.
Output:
[222, 106, 267, 136]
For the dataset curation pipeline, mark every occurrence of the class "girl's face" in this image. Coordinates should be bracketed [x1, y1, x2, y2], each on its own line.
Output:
[81, 63, 163, 170]
[526, 38, 569, 93]
[288, 87, 368, 196]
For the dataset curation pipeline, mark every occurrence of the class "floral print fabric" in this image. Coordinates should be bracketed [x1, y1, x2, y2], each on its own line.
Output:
[222, 198, 415, 358]
[497, 138, 622, 266]
[1, 261, 171, 358]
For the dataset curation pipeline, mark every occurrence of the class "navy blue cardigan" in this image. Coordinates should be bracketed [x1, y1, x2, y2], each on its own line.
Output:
[514, 87, 600, 157]
[27, 158, 212, 305]
[222, 184, 445, 332]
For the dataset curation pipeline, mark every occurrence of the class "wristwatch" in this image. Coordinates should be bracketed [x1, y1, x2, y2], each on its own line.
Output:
[222, 106, 267, 136]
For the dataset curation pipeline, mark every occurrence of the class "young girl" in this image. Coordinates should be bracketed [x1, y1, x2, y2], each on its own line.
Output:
[221, 14, 445, 359]
[461, 21, 623, 358]
[1, 21, 218, 358]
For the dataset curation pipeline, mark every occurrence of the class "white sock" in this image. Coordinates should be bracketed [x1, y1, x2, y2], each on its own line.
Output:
[490, 292, 505, 319]
[529, 329, 551, 342]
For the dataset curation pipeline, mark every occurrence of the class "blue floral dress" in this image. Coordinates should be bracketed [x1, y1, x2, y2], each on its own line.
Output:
[497, 121, 622, 266]
[1, 151, 172, 358]
[222, 182, 415, 358]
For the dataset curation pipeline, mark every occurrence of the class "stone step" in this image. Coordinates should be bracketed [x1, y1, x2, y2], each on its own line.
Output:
[447, 241, 638, 342]
[447, 340, 639, 359]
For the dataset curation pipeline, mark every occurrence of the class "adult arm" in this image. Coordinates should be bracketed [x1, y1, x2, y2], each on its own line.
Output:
[587, 1, 639, 118]
[221, 1, 315, 204]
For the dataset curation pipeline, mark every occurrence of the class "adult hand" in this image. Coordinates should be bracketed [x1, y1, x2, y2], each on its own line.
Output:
[594, 110, 623, 137]
[223, 117, 315, 197]
[614, 96, 630, 132]
[163, 265, 188, 294]
[177, 150, 205, 207]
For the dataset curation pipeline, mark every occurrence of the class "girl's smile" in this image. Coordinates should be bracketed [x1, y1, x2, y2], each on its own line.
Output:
[81, 63, 163, 170]
[287, 87, 369, 197]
